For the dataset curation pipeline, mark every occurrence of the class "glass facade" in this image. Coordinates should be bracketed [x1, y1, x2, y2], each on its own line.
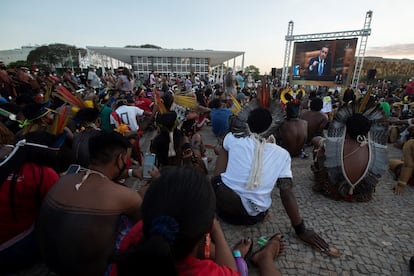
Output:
[131, 56, 209, 78]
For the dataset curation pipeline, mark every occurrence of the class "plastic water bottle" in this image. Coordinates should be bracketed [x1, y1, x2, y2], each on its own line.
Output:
[232, 250, 248, 276]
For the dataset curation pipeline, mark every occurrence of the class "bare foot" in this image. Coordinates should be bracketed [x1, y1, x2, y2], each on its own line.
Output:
[251, 234, 285, 265]
[233, 238, 253, 259]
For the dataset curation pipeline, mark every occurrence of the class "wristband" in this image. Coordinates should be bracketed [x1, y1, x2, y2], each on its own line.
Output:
[232, 250, 241, 258]
[293, 220, 306, 235]
[128, 169, 134, 177]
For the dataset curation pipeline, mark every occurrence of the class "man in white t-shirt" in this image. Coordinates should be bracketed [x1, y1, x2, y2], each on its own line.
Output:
[212, 107, 337, 256]
[110, 98, 146, 165]
[110, 99, 144, 132]
[149, 71, 156, 87]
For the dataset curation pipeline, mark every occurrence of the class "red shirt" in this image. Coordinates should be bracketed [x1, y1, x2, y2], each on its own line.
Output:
[405, 81, 414, 94]
[135, 97, 154, 113]
[117, 221, 240, 276]
[177, 256, 240, 276]
[0, 163, 58, 243]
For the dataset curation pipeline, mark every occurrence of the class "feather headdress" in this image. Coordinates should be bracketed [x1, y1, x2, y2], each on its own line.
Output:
[322, 88, 388, 197]
[229, 81, 284, 138]
[328, 88, 388, 145]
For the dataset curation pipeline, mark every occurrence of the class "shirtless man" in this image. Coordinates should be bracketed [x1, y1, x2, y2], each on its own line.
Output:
[37, 131, 147, 275]
[279, 101, 308, 157]
[389, 126, 414, 194]
[311, 104, 387, 202]
[300, 97, 328, 144]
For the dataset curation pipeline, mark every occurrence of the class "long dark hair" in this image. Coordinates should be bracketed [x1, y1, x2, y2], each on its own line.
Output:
[116, 167, 216, 275]
[123, 68, 133, 81]
[152, 112, 180, 166]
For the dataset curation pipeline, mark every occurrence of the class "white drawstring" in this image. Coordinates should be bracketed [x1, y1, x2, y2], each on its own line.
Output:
[245, 134, 276, 190]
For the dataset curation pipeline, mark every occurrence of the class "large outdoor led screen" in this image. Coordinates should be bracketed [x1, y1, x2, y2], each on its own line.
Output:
[291, 38, 358, 86]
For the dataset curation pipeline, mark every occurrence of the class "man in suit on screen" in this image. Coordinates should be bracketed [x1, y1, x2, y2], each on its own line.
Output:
[308, 46, 331, 76]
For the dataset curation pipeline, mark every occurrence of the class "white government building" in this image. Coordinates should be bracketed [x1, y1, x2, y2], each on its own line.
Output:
[86, 46, 245, 78]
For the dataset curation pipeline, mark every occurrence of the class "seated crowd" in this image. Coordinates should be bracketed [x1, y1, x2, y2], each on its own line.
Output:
[0, 63, 411, 274]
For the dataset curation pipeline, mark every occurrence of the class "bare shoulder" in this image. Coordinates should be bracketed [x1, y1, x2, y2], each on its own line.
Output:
[107, 181, 142, 216]
[109, 181, 142, 203]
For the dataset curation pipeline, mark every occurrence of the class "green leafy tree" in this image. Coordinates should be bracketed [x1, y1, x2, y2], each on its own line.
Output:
[7, 60, 29, 69]
[244, 65, 260, 81]
[27, 44, 86, 70]
[125, 44, 162, 49]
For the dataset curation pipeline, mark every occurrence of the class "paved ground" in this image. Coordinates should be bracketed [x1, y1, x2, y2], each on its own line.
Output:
[14, 125, 414, 275]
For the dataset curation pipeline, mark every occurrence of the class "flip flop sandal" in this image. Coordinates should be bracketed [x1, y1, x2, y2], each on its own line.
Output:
[233, 238, 253, 260]
[250, 234, 283, 266]
[257, 234, 281, 247]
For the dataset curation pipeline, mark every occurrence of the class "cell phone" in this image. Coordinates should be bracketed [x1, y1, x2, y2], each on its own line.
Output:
[66, 164, 81, 174]
[143, 153, 156, 179]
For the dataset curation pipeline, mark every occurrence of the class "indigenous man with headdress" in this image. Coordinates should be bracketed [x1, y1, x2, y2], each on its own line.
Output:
[150, 92, 207, 175]
[212, 82, 340, 257]
[15, 101, 74, 152]
[311, 92, 388, 202]
[17, 102, 54, 136]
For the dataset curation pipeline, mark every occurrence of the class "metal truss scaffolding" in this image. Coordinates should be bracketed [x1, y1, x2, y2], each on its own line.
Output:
[281, 21, 294, 88]
[281, 11, 373, 87]
[351, 11, 373, 88]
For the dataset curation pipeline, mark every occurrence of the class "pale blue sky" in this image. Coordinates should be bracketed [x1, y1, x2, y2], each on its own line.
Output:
[1, 0, 413, 73]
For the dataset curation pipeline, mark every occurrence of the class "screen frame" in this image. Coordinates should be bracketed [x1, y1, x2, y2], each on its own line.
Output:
[290, 38, 358, 87]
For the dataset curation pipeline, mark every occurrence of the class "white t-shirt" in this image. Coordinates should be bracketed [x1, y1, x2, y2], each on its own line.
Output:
[221, 133, 292, 216]
[87, 70, 101, 89]
[150, 73, 156, 85]
[110, 105, 144, 132]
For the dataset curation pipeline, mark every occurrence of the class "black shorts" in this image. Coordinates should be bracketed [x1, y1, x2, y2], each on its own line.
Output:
[211, 175, 267, 225]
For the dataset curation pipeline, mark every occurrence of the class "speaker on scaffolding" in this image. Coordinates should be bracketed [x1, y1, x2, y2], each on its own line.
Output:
[367, 69, 377, 81]
[271, 68, 276, 78]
